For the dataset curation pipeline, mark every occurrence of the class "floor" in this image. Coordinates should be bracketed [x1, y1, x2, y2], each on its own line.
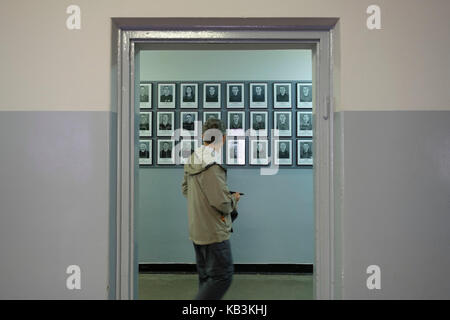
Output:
[139, 273, 313, 300]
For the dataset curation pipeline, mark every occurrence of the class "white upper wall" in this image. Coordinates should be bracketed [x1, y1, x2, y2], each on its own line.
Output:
[140, 50, 312, 81]
[0, 0, 449, 111]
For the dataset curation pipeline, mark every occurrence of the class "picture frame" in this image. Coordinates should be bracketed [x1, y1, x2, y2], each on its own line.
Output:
[203, 83, 221, 108]
[156, 111, 174, 137]
[138, 140, 152, 165]
[180, 111, 198, 137]
[297, 82, 313, 109]
[178, 139, 199, 165]
[139, 112, 152, 137]
[227, 111, 246, 136]
[226, 83, 245, 108]
[157, 139, 175, 165]
[180, 83, 198, 109]
[273, 111, 292, 137]
[249, 139, 269, 165]
[139, 83, 152, 109]
[298, 139, 313, 165]
[157, 83, 176, 108]
[249, 111, 268, 137]
[249, 83, 268, 108]
[274, 139, 292, 165]
[297, 111, 313, 137]
[203, 111, 222, 123]
[226, 139, 246, 165]
[273, 83, 292, 108]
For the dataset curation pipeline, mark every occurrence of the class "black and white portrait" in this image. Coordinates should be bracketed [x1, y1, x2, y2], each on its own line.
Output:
[178, 139, 198, 164]
[250, 83, 267, 108]
[139, 140, 152, 165]
[203, 83, 221, 108]
[250, 140, 269, 165]
[275, 140, 292, 165]
[297, 111, 313, 137]
[227, 83, 244, 108]
[226, 139, 245, 165]
[139, 112, 152, 137]
[274, 83, 292, 108]
[157, 139, 175, 165]
[227, 111, 245, 136]
[158, 83, 176, 108]
[274, 111, 292, 137]
[203, 111, 221, 123]
[180, 83, 198, 109]
[298, 140, 313, 165]
[139, 83, 151, 109]
[250, 111, 268, 137]
[157, 111, 174, 137]
[180, 112, 198, 137]
[297, 82, 313, 108]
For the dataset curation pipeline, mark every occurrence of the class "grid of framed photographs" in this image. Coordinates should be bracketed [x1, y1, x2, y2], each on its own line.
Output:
[139, 81, 313, 167]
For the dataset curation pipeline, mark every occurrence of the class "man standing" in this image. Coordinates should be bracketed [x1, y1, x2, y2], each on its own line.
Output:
[182, 118, 241, 300]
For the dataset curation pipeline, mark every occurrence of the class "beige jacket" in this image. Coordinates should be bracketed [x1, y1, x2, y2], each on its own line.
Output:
[182, 145, 236, 245]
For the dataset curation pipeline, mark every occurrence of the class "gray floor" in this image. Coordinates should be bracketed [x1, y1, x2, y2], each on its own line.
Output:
[139, 273, 313, 300]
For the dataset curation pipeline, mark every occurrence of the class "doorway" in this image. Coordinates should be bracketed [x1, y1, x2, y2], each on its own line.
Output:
[113, 18, 336, 300]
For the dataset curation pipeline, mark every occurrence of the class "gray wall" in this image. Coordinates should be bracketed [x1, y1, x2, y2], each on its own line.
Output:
[0, 111, 114, 299]
[138, 48, 314, 264]
[138, 168, 314, 263]
[334, 111, 450, 299]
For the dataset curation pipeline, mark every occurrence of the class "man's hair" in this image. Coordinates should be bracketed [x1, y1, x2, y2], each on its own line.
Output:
[202, 118, 226, 144]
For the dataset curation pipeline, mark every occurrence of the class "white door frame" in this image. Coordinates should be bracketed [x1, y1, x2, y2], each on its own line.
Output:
[114, 19, 336, 300]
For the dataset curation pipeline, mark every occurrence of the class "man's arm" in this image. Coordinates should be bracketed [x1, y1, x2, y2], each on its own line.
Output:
[182, 171, 188, 198]
[201, 165, 236, 215]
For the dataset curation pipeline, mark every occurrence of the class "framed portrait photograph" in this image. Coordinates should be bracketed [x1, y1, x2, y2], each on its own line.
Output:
[297, 82, 313, 108]
[250, 111, 268, 137]
[139, 112, 152, 137]
[273, 111, 292, 137]
[250, 139, 269, 165]
[138, 140, 152, 165]
[139, 83, 152, 109]
[180, 111, 198, 137]
[249, 83, 267, 108]
[180, 83, 198, 109]
[203, 83, 221, 108]
[203, 111, 221, 123]
[226, 139, 246, 165]
[298, 139, 313, 165]
[157, 139, 175, 165]
[274, 140, 292, 165]
[226, 83, 244, 108]
[227, 111, 246, 136]
[157, 83, 176, 108]
[273, 83, 292, 108]
[156, 111, 174, 137]
[178, 139, 199, 165]
[297, 111, 313, 137]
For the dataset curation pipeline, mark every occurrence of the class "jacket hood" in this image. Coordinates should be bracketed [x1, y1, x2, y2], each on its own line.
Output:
[185, 145, 222, 175]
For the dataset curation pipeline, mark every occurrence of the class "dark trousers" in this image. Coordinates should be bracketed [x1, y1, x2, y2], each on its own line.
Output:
[193, 239, 234, 300]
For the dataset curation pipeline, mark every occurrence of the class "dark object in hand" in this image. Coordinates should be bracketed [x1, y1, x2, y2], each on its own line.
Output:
[231, 209, 238, 222]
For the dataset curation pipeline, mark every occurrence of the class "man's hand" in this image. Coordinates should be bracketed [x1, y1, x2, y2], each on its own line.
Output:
[232, 192, 241, 202]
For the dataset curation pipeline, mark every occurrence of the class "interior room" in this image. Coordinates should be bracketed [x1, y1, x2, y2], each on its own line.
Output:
[137, 46, 315, 299]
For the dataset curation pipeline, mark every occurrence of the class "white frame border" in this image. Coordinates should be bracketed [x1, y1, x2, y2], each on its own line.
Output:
[180, 83, 198, 109]
[273, 82, 292, 108]
[203, 83, 221, 108]
[116, 26, 335, 300]
[157, 83, 176, 109]
[139, 83, 152, 109]
[156, 111, 175, 137]
[249, 82, 268, 108]
[226, 83, 245, 108]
